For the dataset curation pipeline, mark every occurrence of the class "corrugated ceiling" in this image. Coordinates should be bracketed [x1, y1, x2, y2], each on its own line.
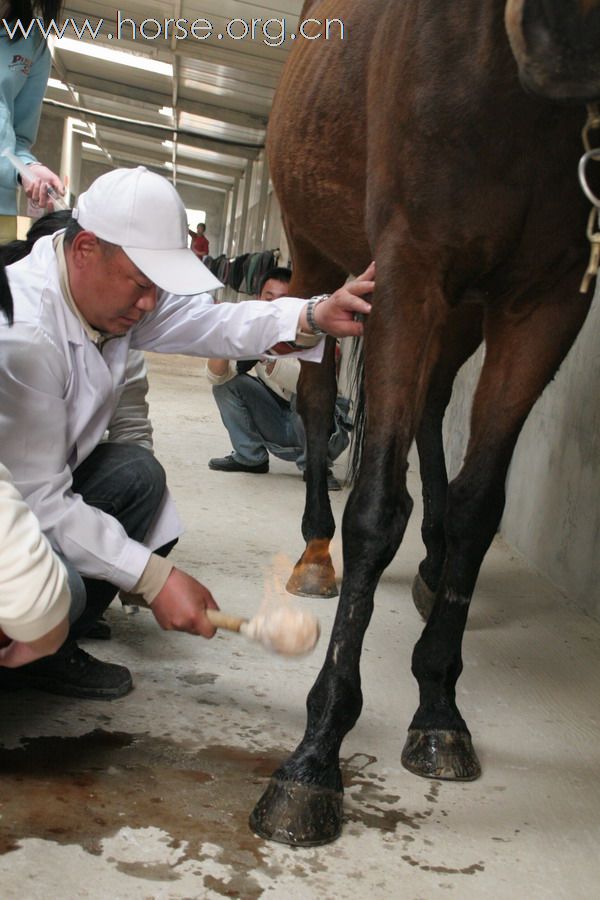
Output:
[45, 1, 304, 191]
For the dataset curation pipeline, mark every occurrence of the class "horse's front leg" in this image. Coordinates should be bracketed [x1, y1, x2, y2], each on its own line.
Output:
[251, 259, 446, 845]
[252, 444, 413, 844]
[286, 339, 339, 597]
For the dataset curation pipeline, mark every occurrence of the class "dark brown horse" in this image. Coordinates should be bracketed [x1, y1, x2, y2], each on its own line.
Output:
[250, 0, 600, 845]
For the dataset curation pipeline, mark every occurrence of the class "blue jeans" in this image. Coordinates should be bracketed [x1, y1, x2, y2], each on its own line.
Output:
[61, 442, 172, 639]
[212, 375, 351, 469]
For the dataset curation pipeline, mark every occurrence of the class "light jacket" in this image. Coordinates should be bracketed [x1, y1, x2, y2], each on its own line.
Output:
[0, 235, 323, 590]
[0, 31, 50, 214]
[206, 356, 300, 402]
[0, 461, 70, 641]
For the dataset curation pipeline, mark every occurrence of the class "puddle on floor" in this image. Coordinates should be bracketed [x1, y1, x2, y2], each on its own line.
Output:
[0, 730, 285, 893]
[0, 730, 462, 891]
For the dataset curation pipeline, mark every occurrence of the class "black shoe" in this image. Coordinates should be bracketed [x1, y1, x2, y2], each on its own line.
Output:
[0, 641, 132, 700]
[82, 616, 112, 640]
[302, 470, 343, 491]
[208, 454, 269, 474]
[327, 471, 342, 491]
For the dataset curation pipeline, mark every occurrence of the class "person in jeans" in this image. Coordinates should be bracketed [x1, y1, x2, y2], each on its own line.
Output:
[0, 166, 374, 700]
[207, 268, 352, 491]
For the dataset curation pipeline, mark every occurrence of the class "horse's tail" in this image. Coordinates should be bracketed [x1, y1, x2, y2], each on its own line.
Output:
[347, 336, 365, 485]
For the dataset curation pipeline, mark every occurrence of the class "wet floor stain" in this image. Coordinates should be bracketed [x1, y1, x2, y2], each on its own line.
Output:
[0, 730, 284, 895]
[402, 854, 485, 875]
[341, 755, 485, 877]
[342, 752, 427, 832]
[177, 672, 220, 686]
[0, 731, 484, 891]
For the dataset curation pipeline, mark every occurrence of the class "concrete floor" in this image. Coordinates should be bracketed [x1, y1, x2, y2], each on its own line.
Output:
[1, 352, 600, 900]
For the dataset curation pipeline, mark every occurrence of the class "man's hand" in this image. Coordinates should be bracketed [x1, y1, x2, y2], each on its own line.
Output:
[302, 262, 375, 338]
[24, 164, 65, 210]
[151, 567, 219, 638]
[0, 617, 69, 668]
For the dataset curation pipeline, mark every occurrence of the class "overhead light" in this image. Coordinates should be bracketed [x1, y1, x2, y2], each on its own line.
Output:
[47, 77, 68, 90]
[53, 37, 172, 77]
[159, 107, 174, 117]
[81, 142, 102, 152]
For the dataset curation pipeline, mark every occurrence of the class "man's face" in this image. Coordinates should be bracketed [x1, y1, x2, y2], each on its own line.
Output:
[68, 234, 158, 335]
[259, 278, 290, 302]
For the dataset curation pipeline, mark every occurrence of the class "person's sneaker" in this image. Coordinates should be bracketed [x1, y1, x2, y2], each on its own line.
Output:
[327, 471, 342, 491]
[0, 641, 132, 700]
[208, 454, 269, 474]
[82, 616, 112, 640]
[302, 469, 343, 491]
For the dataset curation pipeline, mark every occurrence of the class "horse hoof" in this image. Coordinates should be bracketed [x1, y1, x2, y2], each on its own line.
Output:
[412, 573, 436, 621]
[401, 729, 481, 781]
[286, 548, 338, 598]
[249, 777, 343, 846]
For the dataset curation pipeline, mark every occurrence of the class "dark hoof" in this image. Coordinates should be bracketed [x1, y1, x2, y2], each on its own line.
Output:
[401, 729, 481, 781]
[249, 778, 343, 846]
[286, 540, 338, 598]
[412, 573, 436, 621]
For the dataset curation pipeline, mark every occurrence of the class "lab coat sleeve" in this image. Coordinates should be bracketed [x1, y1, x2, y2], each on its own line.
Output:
[131, 293, 325, 363]
[0, 324, 152, 590]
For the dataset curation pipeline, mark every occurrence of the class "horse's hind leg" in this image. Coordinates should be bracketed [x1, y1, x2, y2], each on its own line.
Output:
[403, 271, 591, 780]
[283, 233, 349, 598]
[413, 307, 483, 620]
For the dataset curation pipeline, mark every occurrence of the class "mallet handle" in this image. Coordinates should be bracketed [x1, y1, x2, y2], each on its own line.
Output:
[206, 609, 248, 633]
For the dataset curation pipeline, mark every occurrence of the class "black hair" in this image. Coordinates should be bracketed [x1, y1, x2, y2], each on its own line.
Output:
[0, 270, 13, 325]
[0, 210, 72, 266]
[4, 3, 64, 28]
[258, 266, 292, 296]
[0, 209, 73, 324]
[63, 216, 83, 246]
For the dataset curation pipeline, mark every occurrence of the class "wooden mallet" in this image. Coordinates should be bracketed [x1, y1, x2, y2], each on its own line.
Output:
[206, 605, 320, 656]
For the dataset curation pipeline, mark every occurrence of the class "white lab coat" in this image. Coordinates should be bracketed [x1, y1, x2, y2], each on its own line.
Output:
[0, 235, 323, 591]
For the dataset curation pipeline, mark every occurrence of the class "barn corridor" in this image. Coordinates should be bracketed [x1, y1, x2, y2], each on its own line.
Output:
[1, 352, 599, 899]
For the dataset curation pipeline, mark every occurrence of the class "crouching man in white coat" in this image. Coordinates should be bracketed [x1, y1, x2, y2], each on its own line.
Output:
[0, 166, 373, 700]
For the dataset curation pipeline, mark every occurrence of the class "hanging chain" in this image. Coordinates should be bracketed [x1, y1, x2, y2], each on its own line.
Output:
[579, 103, 600, 293]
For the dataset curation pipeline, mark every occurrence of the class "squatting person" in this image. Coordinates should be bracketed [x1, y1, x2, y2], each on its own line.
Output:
[207, 266, 352, 491]
[0, 166, 373, 700]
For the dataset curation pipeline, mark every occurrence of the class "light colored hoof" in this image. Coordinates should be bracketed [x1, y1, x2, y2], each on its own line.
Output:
[285, 540, 338, 598]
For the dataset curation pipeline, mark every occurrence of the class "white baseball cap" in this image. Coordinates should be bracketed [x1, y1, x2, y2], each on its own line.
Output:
[72, 166, 222, 295]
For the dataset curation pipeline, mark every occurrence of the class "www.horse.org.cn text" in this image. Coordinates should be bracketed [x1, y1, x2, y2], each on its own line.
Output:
[1, 13, 346, 47]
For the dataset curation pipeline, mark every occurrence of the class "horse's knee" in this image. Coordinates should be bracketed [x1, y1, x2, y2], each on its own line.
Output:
[343, 484, 413, 572]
